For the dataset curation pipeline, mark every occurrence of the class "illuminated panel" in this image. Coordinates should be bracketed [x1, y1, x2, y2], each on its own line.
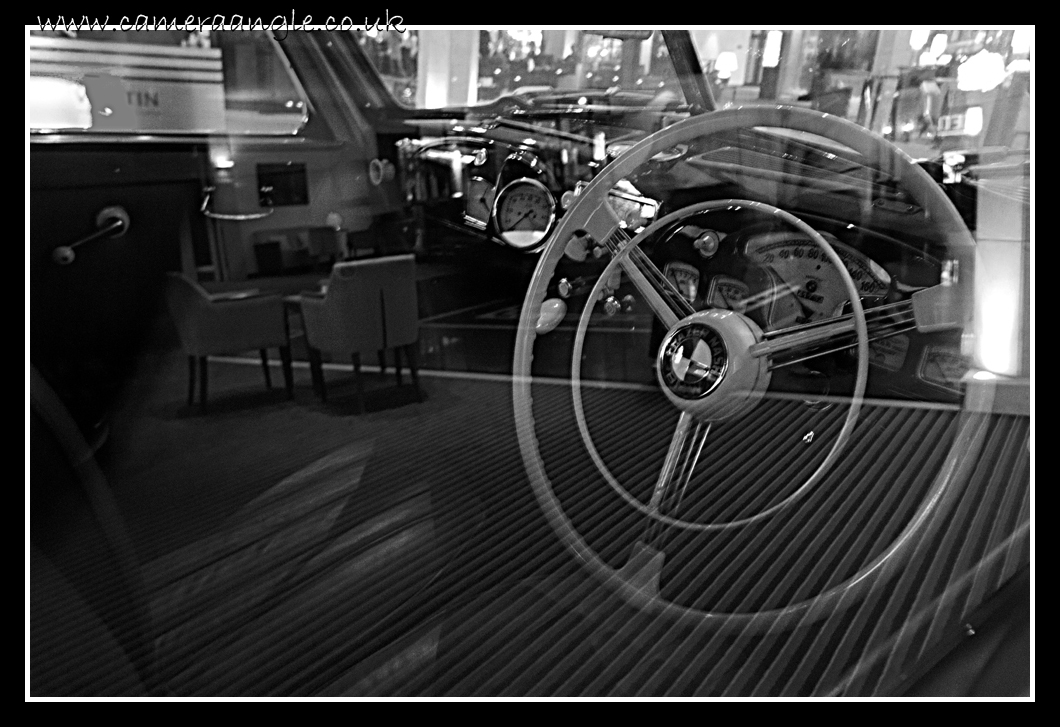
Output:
[973, 168, 1029, 377]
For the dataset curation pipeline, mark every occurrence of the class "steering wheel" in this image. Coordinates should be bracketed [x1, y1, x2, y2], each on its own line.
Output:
[512, 105, 975, 631]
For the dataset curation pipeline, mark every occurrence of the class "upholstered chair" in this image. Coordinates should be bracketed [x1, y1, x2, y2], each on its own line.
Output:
[164, 273, 293, 412]
[299, 255, 420, 411]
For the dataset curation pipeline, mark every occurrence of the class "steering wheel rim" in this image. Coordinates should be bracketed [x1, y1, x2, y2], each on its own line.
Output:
[513, 105, 975, 631]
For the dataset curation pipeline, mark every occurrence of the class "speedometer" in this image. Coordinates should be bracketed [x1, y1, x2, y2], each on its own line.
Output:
[493, 178, 556, 251]
[743, 230, 890, 328]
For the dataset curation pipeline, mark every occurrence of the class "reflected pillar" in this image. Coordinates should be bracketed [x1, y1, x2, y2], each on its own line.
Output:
[869, 30, 914, 135]
[416, 30, 480, 108]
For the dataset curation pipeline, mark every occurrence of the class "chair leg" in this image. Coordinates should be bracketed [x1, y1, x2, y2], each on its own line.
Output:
[279, 346, 294, 399]
[198, 356, 209, 413]
[309, 348, 326, 402]
[352, 353, 365, 414]
[404, 343, 422, 402]
[187, 355, 197, 406]
[377, 350, 387, 376]
[260, 349, 273, 389]
[394, 347, 403, 386]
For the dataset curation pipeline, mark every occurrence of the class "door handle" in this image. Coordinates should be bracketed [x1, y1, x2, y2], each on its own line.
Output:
[52, 206, 130, 265]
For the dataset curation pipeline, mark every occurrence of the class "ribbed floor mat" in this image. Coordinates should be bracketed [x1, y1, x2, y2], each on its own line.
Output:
[388, 383, 1030, 697]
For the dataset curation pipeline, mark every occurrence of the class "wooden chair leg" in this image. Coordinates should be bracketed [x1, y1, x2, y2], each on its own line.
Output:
[352, 353, 365, 414]
[198, 356, 209, 413]
[309, 348, 326, 402]
[187, 355, 197, 406]
[393, 347, 404, 386]
[404, 343, 422, 402]
[260, 349, 272, 389]
[377, 350, 387, 376]
[279, 345, 294, 399]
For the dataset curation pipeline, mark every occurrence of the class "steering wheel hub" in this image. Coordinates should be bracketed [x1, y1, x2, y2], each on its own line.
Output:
[656, 309, 770, 421]
[658, 322, 726, 398]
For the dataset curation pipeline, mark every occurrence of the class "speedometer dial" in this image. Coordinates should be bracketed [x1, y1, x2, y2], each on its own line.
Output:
[743, 230, 890, 328]
[493, 178, 556, 251]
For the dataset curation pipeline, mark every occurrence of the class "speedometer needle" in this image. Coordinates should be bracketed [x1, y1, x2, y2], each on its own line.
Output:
[511, 209, 536, 229]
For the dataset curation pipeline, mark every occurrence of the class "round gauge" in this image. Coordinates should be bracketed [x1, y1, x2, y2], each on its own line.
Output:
[464, 176, 495, 228]
[743, 230, 891, 329]
[493, 177, 556, 251]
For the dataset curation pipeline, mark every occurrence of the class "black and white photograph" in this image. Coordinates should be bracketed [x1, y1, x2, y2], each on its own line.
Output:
[28, 24, 1033, 699]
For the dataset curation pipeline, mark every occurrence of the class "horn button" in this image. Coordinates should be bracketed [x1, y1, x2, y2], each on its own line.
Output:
[655, 309, 771, 421]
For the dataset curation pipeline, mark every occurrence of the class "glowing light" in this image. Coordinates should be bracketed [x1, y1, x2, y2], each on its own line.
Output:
[763, 31, 783, 68]
[919, 51, 937, 67]
[29, 76, 92, 130]
[715, 51, 738, 80]
[975, 239, 1023, 376]
[958, 50, 1006, 92]
[929, 33, 948, 58]
[964, 106, 984, 137]
[1011, 29, 1032, 55]
[973, 370, 997, 381]
[882, 124, 893, 135]
[593, 132, 606, 162]
[909, 29, 929, 51]
[1007, 58, 1031, 74]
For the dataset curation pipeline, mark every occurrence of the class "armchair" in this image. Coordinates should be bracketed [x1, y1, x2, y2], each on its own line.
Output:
[299, 255, 420, 412]
[163, 273, 293, 412]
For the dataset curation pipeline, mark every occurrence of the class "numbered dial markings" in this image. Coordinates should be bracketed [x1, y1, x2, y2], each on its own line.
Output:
[744, 230, 891, 327]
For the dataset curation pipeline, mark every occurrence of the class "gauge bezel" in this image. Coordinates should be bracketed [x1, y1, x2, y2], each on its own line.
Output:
[492, 177, 557, 252]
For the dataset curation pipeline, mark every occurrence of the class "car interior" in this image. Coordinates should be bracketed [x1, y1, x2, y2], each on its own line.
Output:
[28, 26, 1031, 699]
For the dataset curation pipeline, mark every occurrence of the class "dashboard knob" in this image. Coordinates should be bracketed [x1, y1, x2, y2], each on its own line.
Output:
[694, 230, 723, 258]
[537, 298, 567, 334]
[603, 296, 622, 317]
[558, 278, 573, 298]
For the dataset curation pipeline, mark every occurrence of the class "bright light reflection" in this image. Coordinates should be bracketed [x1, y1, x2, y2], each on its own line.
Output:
[29, 76, 92, 130]
[964, 106, 984, 137]
[975, 241, 1023, 376]
[909, 29, 929, 51]
[763, 31, 783, 68]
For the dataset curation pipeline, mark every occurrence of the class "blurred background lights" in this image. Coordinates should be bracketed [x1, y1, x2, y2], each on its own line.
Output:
[715, 51, 738, 80]
[958, 49, 1007, 92]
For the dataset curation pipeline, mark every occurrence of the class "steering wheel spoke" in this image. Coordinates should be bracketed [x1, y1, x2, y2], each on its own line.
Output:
[649, 413, 711, 517]
[617, 251, 692, 329]
[752, 299, 917, 370]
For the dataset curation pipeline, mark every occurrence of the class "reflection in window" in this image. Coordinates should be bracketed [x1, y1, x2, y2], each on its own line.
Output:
[29, 29, 308, 135]
[357, 29, 683, 111]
